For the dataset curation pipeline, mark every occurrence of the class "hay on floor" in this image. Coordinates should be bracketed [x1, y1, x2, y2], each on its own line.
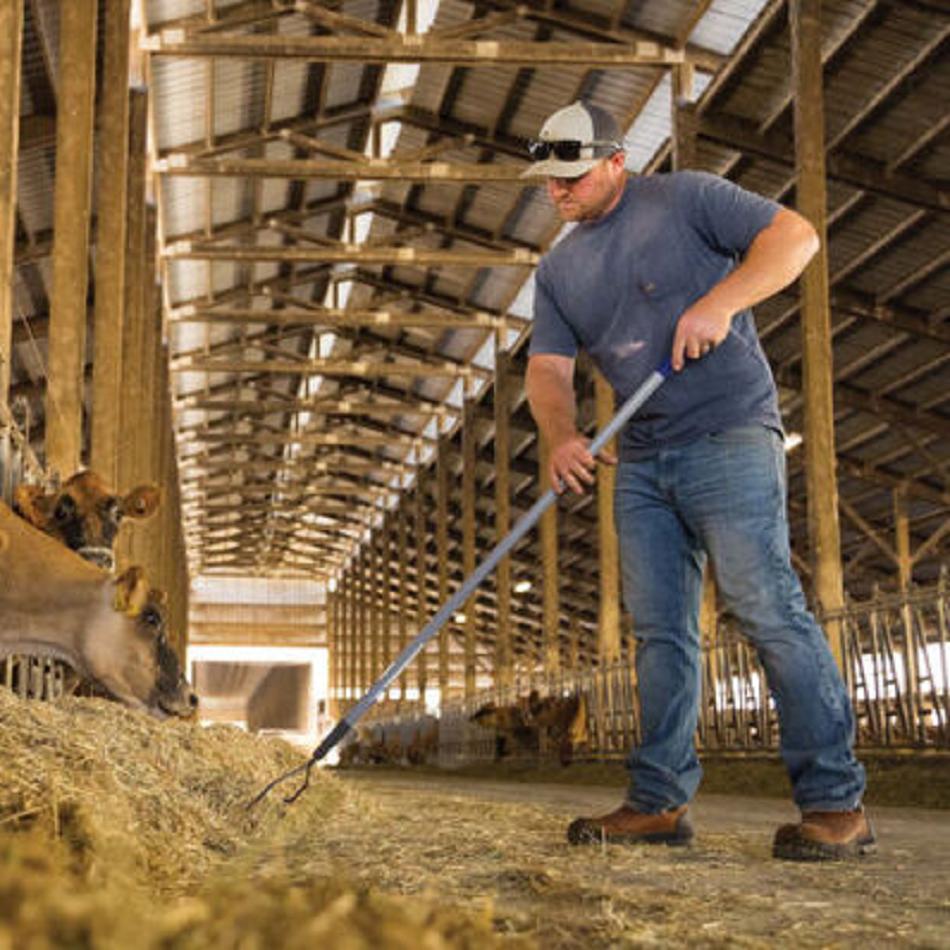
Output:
[0, 689, 521, 949]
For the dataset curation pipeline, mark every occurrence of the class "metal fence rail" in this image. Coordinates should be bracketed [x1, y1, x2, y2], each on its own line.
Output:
[352, 579, 950, 764]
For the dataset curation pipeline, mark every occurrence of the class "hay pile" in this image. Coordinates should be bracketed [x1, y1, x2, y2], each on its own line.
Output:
[0, 690, 517, 948]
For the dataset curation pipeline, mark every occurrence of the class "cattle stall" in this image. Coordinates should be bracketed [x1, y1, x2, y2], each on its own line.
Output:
[346, 576, 950, 768]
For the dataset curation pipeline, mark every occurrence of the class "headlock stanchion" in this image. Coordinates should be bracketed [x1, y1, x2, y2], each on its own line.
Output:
[248, 359, 673, 808]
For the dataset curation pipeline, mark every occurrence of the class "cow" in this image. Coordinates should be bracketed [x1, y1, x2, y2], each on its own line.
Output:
[525, 690, 590, 765]
[0, 500, 196, 719]
[470, 690, 590, 765]
[14, 471, 161, 571]
[470, 700, 539, 760]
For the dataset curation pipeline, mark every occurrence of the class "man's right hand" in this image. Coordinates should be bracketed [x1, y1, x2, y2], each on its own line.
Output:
[549, 435, 617, 495]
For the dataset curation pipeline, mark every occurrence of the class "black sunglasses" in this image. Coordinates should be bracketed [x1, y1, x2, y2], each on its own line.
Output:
[527, 139, 621, 162]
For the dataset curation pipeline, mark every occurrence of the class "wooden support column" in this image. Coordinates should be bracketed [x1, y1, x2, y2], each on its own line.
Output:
[494, 336, 514, 691]
[790, 0, 846, 671]
[0, 0, 23, 403]
[414, 473, 428, 703]
[436, 433, 450, 698]
[569, 615, 581, 671]
[397, 505, 409, 703]
[894, 488, 920, 731]
[671, 62, 698, 171]
[381, 514, 393, 686]
[356, 549, 373, 694]
[700, 567, 718, 720]
[462, 394, 478, 698]
[369, 535, 380, 683]
[117, 87, 149, 495]
[326, 587, 337, 718]
[538, 433, 560, 676]
[46, 0, 98, 478]
[595, 371, 621, 665]
[90, 0, 131, 481]
[348, 568, 359, 703]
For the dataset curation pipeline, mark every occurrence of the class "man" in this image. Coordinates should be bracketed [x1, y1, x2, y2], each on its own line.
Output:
[522, 100, 873, 861]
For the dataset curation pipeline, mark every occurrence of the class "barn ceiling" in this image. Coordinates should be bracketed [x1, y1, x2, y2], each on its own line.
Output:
[7, 0, 949, 661]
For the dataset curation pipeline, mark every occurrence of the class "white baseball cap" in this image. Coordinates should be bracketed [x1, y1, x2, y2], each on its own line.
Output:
[520, 100, 625, 179]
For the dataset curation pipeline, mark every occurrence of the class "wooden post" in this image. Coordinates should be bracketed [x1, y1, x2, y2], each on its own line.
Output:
[436, 433, 450, 698]
[790, 0, 846, 670]
[538, 433, 561, 676]
[569, 614, 581, 671]
[369, 537, 380, 683]
[90, 0, 131, 482]
[462, 394, 478, 698]
[381, 513, 393, 687]
[700, 566, 718, 725]
[117, 86, 149, 501]
[348, 568, 359, 703]
[671, 62, 698, 171]
[894, 488, 920, 732]
[46, 0, 98, 478]
[326, 587, 337, 719]
[494, 336, 514, 690]
[0, 0, 23, 404]
[414, 472, 428, 704]
[595, 371, 621, 665]
[356, 550, 372, 693]
[397, 505, 409, 703]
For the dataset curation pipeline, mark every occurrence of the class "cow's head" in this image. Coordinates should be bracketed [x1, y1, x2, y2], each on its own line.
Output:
[14, 472, 161, 570]
[85, 567, 198, 719]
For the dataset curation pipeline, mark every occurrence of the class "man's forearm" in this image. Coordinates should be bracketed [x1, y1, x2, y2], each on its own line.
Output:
[525, 356, 579, 447]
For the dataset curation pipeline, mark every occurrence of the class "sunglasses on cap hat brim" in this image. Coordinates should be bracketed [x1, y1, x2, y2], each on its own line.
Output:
[527, 139, 622, 162]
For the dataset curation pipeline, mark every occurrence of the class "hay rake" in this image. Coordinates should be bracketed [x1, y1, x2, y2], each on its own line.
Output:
[249, 360, 672, 808]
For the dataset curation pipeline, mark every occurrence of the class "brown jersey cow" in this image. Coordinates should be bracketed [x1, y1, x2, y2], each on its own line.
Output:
[0, 501, 196, 718]
[14, 471, 160, 571]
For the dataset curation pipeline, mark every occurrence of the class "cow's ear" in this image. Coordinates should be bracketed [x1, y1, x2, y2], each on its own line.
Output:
[13, 484, 52, 527]
[121, 485, 162, 521]
[113, 566, 150, 616]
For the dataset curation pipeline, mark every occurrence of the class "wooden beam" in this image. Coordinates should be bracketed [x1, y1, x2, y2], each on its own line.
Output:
[165, 241, 540, 267]
[698, 113, 947, 213]
[159, 156, 534, 183]
[0, 0, 23, 403]
[146, 31, 685, 67]
[791, 0, 845, 669]
[172, 357, 484, 380]
[46, 0, 98, 478]
[170, 306, 508, 330]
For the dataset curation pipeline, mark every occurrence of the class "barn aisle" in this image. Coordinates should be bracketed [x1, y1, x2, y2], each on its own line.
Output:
[327, 770, 950, 947]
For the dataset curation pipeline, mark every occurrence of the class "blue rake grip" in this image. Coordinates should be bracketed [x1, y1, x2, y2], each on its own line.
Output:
[249, 359, 672, 806]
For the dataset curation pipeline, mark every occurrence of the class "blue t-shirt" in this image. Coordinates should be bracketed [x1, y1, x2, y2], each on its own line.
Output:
[529, 171, 784, 460]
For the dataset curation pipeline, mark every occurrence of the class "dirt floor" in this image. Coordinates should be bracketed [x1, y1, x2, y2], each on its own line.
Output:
[327, 768, 950, 948]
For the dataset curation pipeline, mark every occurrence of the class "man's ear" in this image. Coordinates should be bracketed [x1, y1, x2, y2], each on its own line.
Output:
[113, 566, 150, 616]
[121, 485, 162, 521]
[13, 484, 52, 527]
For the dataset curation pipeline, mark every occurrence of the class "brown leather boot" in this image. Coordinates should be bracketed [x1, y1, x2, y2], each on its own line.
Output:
[773, 807, 876, 861]
[567, 804, 693, 846]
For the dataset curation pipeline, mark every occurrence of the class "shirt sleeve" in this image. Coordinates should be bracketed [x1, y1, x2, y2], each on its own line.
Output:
[676, 171, 781, 258]
[528, 265, 582, 358]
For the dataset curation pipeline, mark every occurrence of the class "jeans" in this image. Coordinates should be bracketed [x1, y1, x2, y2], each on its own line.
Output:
[614, 425, 865, 813]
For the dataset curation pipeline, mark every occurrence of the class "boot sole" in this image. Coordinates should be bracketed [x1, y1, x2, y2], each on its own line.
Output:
[772, 834, 877, 862]
[567, 818, 694, 847]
